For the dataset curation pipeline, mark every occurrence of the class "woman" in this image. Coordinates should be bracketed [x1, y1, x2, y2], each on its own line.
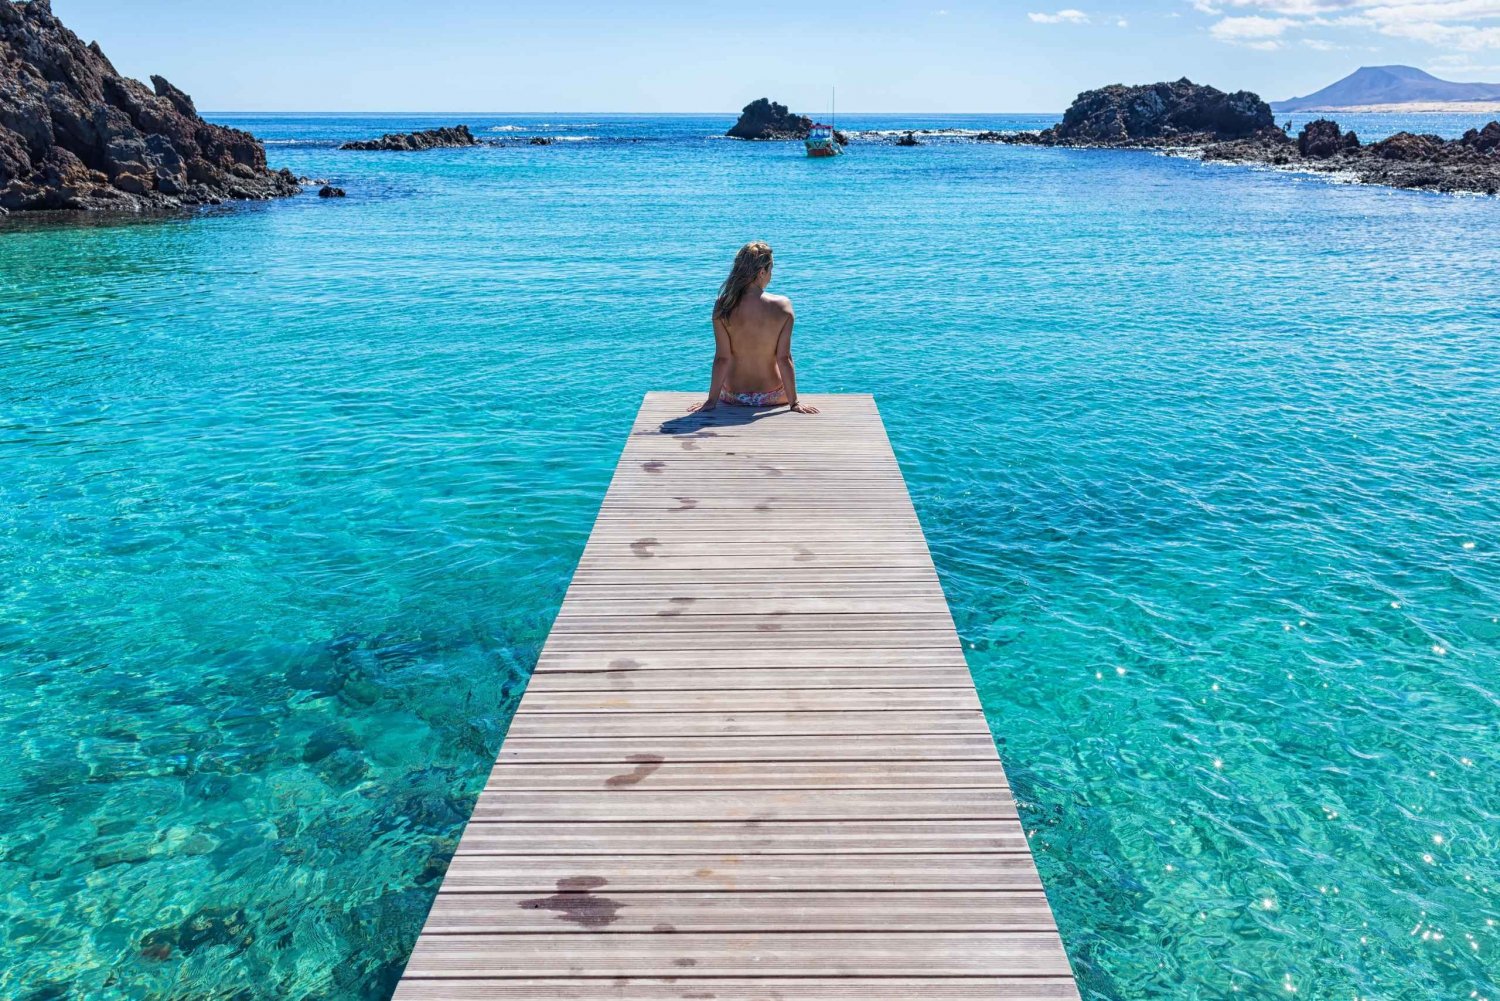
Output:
[689, 242, 818, 414]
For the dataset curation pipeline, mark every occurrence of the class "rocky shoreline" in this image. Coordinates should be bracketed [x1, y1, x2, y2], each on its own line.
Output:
[1203, 120, 1500, 195]
[0, 0, 298, 215]
[990, 78, 1500, 195]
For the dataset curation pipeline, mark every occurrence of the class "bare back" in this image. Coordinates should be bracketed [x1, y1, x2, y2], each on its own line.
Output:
[719, 291, 793, 394]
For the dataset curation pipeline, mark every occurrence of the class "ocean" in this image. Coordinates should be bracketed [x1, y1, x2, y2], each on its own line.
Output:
[1, 112, 1498, 1000]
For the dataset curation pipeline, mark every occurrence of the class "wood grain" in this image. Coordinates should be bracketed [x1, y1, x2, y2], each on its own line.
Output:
[393, 392, 1078, 1001]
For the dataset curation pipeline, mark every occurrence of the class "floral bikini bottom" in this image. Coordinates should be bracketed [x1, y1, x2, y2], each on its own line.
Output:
[719, 385, 788, 407]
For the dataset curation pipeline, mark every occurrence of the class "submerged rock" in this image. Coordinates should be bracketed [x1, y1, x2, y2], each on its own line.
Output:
[339, 125, 479, 151]
[726, 98, 813, 140]
[139, 906, 255, 960]
[0, 0, 299, 214]
[528, 136, 552, 146]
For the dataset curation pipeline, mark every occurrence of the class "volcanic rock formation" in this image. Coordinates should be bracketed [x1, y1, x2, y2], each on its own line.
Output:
[1002, 78, 1275, 146]
[338, 125, 479, 151]
[1202, 119, 1500, 194]
[726, 98, 813, 140]
[0, 0, 299, 214]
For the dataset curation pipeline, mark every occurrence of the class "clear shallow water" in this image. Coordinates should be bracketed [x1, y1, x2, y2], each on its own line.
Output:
[2, 112, 1498, 1001]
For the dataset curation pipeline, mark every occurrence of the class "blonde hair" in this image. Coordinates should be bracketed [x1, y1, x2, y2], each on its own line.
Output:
[714, 242, 773, 320]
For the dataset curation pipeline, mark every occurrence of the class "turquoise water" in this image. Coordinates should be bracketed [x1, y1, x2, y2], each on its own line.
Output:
[2, 112, 1498, 1000]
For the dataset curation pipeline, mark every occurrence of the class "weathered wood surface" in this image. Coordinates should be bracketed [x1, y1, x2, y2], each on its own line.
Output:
[393, 393, 1078, 1000]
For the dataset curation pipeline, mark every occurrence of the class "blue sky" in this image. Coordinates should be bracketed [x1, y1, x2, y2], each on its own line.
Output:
[50, 0, 1500, 111]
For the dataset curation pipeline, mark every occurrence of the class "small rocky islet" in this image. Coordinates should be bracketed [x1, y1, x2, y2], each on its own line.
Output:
[726, 98, 849, 145]
[990, 78, 1500, 195]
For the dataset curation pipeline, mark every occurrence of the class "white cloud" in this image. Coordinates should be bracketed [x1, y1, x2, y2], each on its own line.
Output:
[1029, 9, 1091, 23]
[1192, 0, 1500, 50]
[1211, 13, 1298, 36]
[1118, 17, 1131, 26]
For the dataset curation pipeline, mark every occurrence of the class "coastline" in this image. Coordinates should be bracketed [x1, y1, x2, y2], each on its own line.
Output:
[1287, 100, 1500, 114]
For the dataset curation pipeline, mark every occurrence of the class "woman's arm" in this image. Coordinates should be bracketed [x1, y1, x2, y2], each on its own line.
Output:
[775, 308, 819, 415]
[688, 316, 734, 412]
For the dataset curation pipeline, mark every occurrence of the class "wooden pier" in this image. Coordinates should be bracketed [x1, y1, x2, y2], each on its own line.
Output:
[393, 393, 1079, 1000]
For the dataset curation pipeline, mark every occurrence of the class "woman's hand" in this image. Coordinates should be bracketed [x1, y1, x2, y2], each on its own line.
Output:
[688, 399, 717, 413]
[789, 401, 820, 415]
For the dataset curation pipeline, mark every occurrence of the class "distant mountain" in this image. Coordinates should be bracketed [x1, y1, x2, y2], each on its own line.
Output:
[1273, 65, 1500, 111]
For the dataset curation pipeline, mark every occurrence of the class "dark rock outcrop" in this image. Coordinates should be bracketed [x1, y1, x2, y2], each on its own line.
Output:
[528, 136, 551, 146]
[726, 98, 812, 140]
[1008, 79, 1274, 147]
[339, 125, 478, 151]
[895, 131, 922, 146]
[0, 0, 299, 215]
[1369, 130, 1444, 161]
[1203, 118, 1500, 195]
[1462, 121, 1500, 153]
[1297, 118, 1360, 158]
[317, 185, 345, 198]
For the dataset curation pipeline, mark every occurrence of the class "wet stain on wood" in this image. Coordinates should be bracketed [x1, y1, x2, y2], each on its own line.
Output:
[605, 753, 665, 788]
[517, 876, 622, 929]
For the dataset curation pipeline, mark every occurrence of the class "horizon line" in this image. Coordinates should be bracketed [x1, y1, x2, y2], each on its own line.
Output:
[200, 110, 1067, 117]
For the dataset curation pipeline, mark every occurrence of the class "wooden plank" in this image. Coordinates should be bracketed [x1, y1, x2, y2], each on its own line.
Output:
[548, 614, 954, 634]
[453, 820, 1027, 854]
[466, 790, 1018, 823]
[394, 393, 1077, 1000]
[558, 583, 950, 598]
[419, 889, 1054, 932]
[401, 931, 1072, 977]
[484, 760, 1004, 790]
[540, 639, 960, 654]
[496, 734, 1002, 762]
[432, 854, 1043, 892]
[526, 667, 976, 690]
[555, 597, 953, 616]
[511, 689, 980, 713]
[532, 649, 971, 671]
[566, 569, 942, 585]
[393, 979, 1083, 1000]
[500, 710, 993, 739]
